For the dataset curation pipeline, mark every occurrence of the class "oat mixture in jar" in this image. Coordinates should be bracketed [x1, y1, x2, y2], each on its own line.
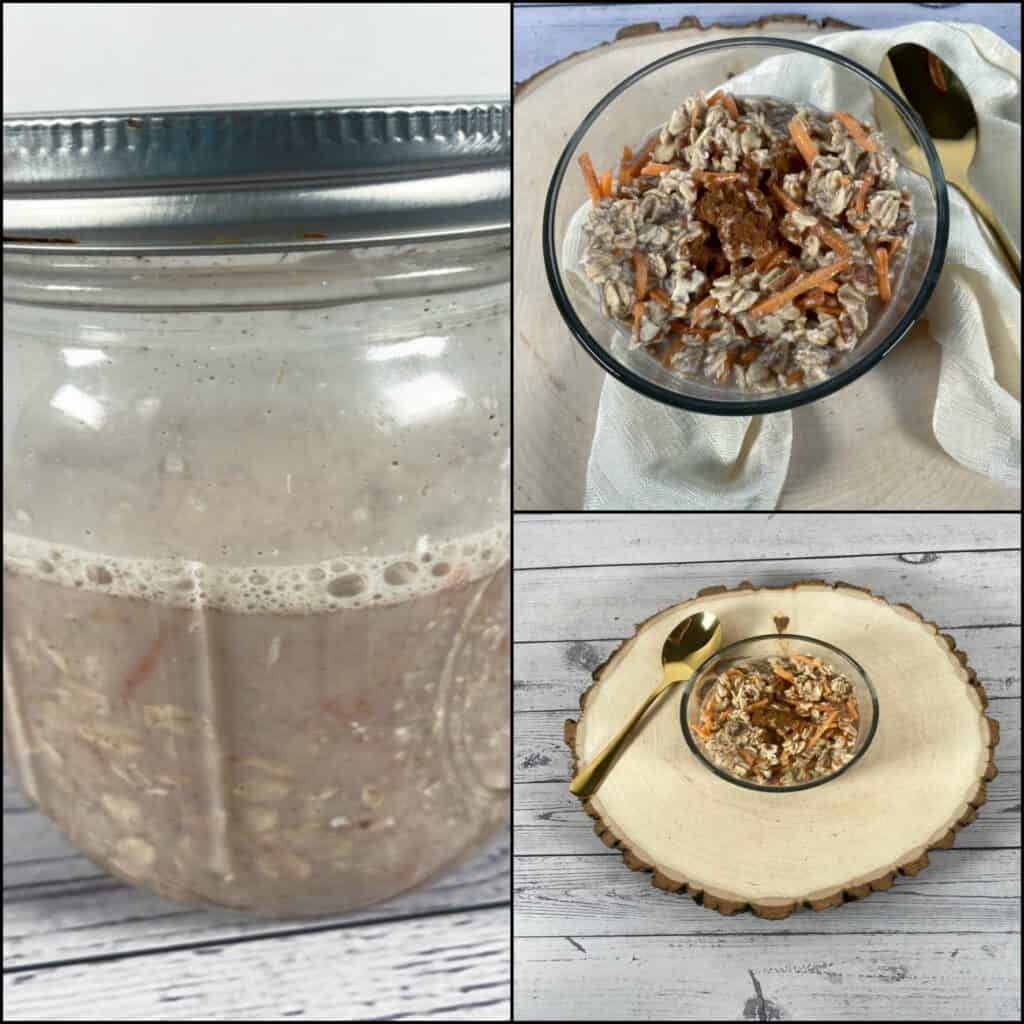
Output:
[579, 91, 914, 391]
[3, 100, 510, 916]
[696, 654, 860, 785]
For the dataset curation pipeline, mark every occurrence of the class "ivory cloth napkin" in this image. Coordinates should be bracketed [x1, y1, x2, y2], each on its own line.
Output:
[584, 22, 1020, 510]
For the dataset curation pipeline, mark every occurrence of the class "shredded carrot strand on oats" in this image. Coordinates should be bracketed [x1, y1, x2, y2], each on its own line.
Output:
[833, 111, 878, 152]
[578, 152, 602, 206]
[639, 162, 676, 176]
[632, 250, 649, 300]
[789, 115, 819, 167]
[805, 710, 839, 752]
[875, 246, 891, 304]
[749, 258, 851, 318]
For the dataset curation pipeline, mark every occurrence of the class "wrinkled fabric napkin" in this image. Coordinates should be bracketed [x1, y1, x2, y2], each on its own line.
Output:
[584, 22, 1020, 509]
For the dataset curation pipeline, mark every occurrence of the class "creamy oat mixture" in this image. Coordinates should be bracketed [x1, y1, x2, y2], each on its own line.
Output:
[695, 654, 860, 785]
[579, 91, 914, 391]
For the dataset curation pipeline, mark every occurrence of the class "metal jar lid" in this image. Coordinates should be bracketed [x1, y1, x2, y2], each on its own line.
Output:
[3, 98, 510, 254]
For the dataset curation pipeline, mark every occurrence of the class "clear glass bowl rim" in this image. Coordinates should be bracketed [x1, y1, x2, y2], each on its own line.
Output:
[679, 631, 881, 793]
[542, 35, 950, 415]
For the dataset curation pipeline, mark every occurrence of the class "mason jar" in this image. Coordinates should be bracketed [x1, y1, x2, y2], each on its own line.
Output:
[3, 100, 510, 916]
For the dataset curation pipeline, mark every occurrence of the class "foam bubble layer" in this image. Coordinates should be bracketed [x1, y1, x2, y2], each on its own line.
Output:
[3, 524, 508, 615]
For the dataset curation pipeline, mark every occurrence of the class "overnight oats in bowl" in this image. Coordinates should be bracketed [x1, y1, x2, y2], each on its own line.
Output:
[681, 634, 878, 792]
[577, 91, 914, 392]
[543, 38, 948, 415]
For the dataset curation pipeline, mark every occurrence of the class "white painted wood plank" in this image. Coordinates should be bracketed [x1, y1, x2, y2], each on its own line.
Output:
[514, 625, 1021, 711]
[514, 550, 1021, 641]
[513, 513, 1021, 569]
[4, 905, 510, 1021]
[3, 808, 508, 965]
[513, 931, 1020, 1021]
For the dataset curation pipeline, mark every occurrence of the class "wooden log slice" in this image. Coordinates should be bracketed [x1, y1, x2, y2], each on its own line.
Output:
[565, 580, 998, 918]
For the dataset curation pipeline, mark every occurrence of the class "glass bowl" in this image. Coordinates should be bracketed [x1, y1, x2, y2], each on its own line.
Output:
[543, 37, 949, 415]
[680, 634, 879, 793]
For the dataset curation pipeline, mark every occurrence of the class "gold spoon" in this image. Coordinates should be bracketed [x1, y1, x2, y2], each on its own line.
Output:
[876, 42, 1019, 278]
[570, 610, 722, 799]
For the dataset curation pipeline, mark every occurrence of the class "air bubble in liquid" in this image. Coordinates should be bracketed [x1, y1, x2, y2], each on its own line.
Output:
[384, 561, 419, 586]
[327, 574, 367, 599]
[86, 564, 113, 585]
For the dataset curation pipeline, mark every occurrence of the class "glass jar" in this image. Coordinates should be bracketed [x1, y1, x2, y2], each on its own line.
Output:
[3, 101, 510, 916]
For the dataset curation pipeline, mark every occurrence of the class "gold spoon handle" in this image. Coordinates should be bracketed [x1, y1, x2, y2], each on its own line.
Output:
[569, 660, 694, 799]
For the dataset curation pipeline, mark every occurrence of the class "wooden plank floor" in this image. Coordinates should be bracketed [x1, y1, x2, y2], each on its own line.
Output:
[3, 796, 510, 1020]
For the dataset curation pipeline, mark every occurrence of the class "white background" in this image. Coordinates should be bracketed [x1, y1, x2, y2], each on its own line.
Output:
[4, 2, 510, 113]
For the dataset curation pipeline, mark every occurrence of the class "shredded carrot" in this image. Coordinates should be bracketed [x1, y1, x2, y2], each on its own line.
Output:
[818, 280, 839, 294]
[639, 162, 675, 176]
[721, 93, 740, 120]
[706, 89, 723, 107]
[854, 173, 874, 215]
[632, 250, 649, 300]
[799, 290, 844, 315]
[749, 258, 850, 318]
[770, 184, 801, 213]
[649, 287, 672, 309]
[789, 115, 819, 167]
[690, 295, 718, 324]
[747, 699, 770, 711]
[769, 265, 801, 293]
[847, 698, 859, 721]
[632, 300, 644, 335]
[773, 665, 796, 684]
[630, 136, 659, 176]
[662, 327, 714, 368]
[785, 370, 805, 386]
[791, 654, 823, 667]
[739, 748, 757, 767]
[833, 111, 878, 152]
[874, 246, 891, 304]
[755, 248, 790, 274]
[805, 710, 838, 752]
[578, 153, 603, 206]
[737, 346, 761, 366]
[662, 338, 683, 368]
[815, 225, 852, 258]
[599, 170, 613, 198]
[768, 184, 851, 258]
